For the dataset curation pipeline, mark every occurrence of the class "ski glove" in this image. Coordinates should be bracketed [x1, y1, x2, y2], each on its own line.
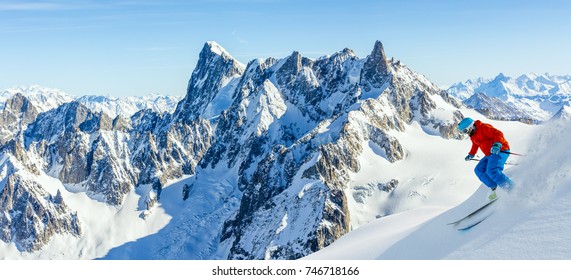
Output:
[490, 142, 502, 155]
[464, 154, 474, 161]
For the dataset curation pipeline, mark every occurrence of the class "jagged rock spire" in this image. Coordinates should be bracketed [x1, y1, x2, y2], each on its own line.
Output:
[360, 40, 391, 91]
[367, 40, 390, 75]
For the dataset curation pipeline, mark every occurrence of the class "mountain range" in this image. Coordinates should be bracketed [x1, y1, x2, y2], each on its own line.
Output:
[0, 40, 568, 260]
[0, 85, 181, 118]
[446, 73, 571, 122]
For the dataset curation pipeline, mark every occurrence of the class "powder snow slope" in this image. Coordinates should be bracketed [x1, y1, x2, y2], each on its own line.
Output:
[306, 119, 571, 259]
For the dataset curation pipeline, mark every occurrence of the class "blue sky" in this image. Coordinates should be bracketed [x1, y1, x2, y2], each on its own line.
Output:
[1, 0, 570, 97]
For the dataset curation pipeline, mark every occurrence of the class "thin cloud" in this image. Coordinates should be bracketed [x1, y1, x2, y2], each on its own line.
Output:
[0, 2, 71, 11]
[0, 1, 154, 12]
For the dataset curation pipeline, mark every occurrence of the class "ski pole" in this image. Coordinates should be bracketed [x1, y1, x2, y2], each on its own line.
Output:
[501, 151, 526, 156]
[469, 158, 518, 166]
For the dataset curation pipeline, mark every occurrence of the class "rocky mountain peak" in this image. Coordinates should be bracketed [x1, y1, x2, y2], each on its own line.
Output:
[197, 41, 245, 72]
[0, 93, 39, 145]
[204, 41, 233, 60]
[360, 40, 391, 91]
[172, 41, 246, 122]
[494, 72, 509, 81]
[4, 93, 34, 115]
[282, 51, 304, 74]
[275, 51, 314, 92]
[341, 47, 356, 57]
[368, 41, 390, 73]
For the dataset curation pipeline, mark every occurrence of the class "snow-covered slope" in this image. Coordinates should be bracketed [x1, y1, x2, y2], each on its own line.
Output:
[306, 119, 570, 259]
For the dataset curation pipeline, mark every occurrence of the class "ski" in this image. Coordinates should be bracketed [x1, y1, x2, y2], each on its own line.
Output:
[457, 212, 494, 231]
[447, 198, 498, 226]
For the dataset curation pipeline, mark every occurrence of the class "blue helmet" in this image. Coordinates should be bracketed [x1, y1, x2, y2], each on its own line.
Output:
[458, 117, 474, 133]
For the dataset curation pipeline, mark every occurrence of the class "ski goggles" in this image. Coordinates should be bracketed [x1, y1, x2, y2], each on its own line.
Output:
[461, 126, 473, 134]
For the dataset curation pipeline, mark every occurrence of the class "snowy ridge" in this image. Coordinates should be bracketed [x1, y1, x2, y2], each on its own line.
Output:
[75, 94, 182, 118]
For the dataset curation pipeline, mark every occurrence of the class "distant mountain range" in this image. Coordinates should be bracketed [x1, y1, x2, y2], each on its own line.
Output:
[446, 73, 571, 122]
[0, 85, 182, 118]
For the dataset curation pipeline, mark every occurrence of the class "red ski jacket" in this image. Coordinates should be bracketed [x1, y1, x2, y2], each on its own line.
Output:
[468, 120, 510, 156]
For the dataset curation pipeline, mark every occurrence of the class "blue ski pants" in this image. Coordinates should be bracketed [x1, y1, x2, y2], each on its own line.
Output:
[474, 151, 510, 189]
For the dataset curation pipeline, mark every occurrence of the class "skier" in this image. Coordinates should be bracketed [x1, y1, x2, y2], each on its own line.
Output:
[458, 117, 514, 200]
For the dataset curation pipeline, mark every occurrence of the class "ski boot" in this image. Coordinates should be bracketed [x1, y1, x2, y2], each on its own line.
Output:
[487, 187, 497, 201]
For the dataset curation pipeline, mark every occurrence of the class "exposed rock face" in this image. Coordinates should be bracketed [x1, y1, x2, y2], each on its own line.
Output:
[0, 93, 39, 145]
[129, 111, 202, 187]
[24, 102, 135, 206]
[0, 157, 81, 252]
[173, 41, 246, 122]
[360, 41, 391, 92]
